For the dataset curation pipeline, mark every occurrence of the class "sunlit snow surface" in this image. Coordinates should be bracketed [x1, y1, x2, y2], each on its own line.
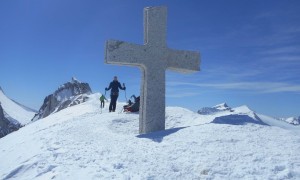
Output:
[0, 93, 299, 179]
[0, 89, 36, 125]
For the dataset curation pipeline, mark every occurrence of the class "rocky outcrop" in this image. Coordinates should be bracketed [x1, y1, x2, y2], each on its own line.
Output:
[198, 103, 233, 115]
[283, 116, 300, 126]
[198, 103, 267, 125]
[32, 78, 92, 121]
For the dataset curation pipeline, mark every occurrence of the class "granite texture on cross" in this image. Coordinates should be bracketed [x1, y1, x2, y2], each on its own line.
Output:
[105, 6, 200, 134]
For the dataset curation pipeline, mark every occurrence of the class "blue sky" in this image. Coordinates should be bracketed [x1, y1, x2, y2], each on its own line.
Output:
[0, 0, 299, 117]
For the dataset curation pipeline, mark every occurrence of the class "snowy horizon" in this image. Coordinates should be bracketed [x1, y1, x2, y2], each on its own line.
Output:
[1, 82, 298, 120]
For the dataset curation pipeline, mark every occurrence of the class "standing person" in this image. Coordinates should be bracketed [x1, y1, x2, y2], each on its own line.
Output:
[105, 76, 126, 112]
[99, 94, 107, 108]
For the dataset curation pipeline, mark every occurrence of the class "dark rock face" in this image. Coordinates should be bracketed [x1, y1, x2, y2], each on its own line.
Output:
[32, 78, 92, 121]
[0, 104, 21, 138]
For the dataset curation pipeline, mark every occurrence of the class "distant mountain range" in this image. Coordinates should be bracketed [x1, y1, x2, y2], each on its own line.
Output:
[1, 79, 298, 139]
[198, 103, 299, 126]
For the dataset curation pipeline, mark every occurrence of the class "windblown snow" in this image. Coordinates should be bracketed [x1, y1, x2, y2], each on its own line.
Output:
[0, 93, 299, 179]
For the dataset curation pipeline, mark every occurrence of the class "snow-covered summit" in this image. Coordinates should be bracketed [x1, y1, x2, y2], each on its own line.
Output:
[70, 77, 81, 84]
[212, 104, 266, 125]
[213, 102, 231, 111]
[32, 78, 92, 121]
[199, 103, 299, 128]
[0, 93, 299, 179]
[198, 102, 233, 115]
[232, 105, 252, 113]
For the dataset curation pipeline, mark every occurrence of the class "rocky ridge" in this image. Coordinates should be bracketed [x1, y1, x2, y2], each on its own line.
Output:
[32, 77, 92, 121]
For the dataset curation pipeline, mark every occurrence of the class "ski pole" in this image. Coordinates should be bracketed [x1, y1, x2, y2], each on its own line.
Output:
[119, 107, 124, 114]
[123, 83, 127, 102]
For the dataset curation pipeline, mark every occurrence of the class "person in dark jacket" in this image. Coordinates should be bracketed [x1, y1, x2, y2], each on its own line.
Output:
[105, 76, 126, 112]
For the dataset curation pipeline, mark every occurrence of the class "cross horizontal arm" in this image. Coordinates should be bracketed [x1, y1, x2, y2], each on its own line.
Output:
[167, 49, 200, 73]
[105, 40, 146, 67]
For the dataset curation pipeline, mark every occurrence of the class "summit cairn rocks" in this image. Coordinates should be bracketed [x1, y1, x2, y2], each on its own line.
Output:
[105, 6, 200, 134]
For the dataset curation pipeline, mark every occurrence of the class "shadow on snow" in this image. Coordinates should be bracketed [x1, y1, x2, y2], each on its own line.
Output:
[136, 127, 187, 143]
[212, 114, 269, 126]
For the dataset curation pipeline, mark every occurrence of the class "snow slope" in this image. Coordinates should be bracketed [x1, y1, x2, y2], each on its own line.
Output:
[0, 93, 299, 179]
[0, 88, 36, 125]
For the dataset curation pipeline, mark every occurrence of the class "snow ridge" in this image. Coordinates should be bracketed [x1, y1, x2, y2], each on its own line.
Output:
[0, 93, 300, 180]
[0, 95, 299, 179]
[0, 87, 35, 138]
[0, 87, 36, 125]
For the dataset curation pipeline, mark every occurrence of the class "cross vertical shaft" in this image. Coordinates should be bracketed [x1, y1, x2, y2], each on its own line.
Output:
[139, 7, 168, 133]
[140, 65, 166, 133]
[144, 7, 167, 46]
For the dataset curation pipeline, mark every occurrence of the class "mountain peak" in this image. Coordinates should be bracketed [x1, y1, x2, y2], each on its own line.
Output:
[198, 103, 232, 115]
[284, 116, 300, 125]
[233, 105, 253, 113]
[32, 78, 92, 121]
[213, 103, 230, 110]
[71, 77, 80, 83]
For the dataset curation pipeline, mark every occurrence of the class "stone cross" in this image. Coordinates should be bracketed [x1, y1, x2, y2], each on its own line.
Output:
[105, 6, 200, 134]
